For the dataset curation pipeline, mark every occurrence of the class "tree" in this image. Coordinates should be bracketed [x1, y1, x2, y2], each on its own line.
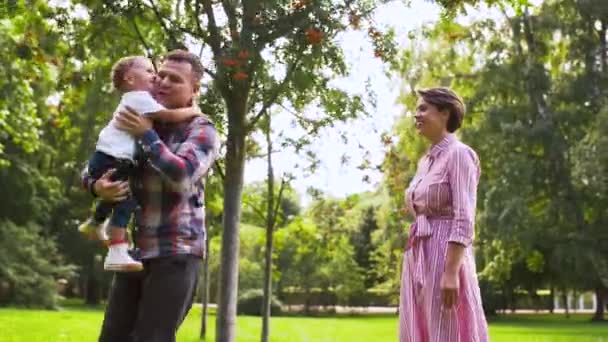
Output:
[351, 205, 380, 288]
[0, 0, 84, 307]
[260, 112, 289, 342]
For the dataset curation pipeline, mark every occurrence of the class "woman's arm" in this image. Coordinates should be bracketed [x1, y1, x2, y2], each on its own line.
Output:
[441, 145, 480, 309]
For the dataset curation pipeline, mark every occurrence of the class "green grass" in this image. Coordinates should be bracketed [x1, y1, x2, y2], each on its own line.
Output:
[0, 303, 607, 341]
[488, 314, 608, 342]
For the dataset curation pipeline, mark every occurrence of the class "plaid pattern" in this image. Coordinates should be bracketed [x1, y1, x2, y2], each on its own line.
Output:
[82, 116, 219, 259]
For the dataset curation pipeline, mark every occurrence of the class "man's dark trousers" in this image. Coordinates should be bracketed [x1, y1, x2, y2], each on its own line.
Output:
[98, 254, 201, 342]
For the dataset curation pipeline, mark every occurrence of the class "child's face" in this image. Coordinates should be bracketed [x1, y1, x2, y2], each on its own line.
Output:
[123, 58, 156, 92]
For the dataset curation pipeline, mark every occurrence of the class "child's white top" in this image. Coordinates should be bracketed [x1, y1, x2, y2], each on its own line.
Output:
[96, 91, 165, 160]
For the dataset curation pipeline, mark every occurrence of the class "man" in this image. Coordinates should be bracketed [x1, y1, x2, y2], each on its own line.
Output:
[82, 50, 219, 341]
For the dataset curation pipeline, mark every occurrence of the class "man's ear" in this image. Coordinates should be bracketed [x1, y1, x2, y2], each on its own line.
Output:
[191, 85, 200, 105]
[192, 81, 201, 95]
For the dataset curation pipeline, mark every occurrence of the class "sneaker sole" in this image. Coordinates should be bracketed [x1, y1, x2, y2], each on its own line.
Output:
[104, 263, 143, 272]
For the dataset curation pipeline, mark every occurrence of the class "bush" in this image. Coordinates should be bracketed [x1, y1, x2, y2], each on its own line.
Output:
[0, 220, 75, 308]
[279, 288, 396, 307]
[237, 289, 283, 316]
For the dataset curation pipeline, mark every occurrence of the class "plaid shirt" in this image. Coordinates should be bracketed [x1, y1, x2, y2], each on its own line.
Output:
[82, 116, 219, 259]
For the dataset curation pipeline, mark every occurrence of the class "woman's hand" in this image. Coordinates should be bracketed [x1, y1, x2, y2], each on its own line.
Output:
[440, 270, 460, 310]
[93, 169, 130, 202]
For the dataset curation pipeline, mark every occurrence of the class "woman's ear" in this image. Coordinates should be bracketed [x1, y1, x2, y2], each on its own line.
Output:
[440, 108, 450, 122]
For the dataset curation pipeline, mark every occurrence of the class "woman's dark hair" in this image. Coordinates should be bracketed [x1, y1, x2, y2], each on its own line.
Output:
[417, 87, 465, 133]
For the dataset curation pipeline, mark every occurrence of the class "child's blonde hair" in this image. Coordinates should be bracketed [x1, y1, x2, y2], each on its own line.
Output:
[110, 56, 146, 92]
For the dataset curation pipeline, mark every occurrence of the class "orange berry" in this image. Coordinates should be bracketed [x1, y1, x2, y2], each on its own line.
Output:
[233, 71, 248, 80]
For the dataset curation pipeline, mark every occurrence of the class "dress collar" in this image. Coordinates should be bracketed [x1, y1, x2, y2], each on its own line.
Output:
[428, 133, 456, 159]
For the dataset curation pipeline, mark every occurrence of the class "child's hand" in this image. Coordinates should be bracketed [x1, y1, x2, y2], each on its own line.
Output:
[94, 169, 130, 202]
[116, 106, 153, 137]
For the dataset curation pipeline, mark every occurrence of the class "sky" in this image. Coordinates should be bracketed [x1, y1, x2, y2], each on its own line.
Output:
[244, 1, 442, 205]
[243, 0, 544, 206]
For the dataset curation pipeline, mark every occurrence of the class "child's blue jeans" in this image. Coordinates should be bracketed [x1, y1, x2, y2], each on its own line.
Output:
[87, 151, 136, 229]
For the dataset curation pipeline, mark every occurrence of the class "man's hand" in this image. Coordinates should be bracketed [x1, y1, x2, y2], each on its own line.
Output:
[93, 169, 130, 202]
[115, 105, 153, 137]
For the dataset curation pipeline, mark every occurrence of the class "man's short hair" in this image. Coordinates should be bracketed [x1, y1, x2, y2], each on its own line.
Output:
[163, 50, 204, 86]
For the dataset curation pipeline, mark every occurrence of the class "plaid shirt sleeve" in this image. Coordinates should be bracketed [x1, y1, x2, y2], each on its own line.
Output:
[140, 116, 219, 186]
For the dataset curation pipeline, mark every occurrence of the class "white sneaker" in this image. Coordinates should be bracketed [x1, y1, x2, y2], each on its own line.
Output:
[78, 218, 109, 241]
[104, 243, 143, 272]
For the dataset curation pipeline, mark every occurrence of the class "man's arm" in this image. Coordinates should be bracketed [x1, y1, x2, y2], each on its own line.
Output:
[140, 116, 219, 185]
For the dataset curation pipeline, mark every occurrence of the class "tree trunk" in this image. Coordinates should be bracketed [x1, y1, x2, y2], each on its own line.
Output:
[216, 108, 247, 342]
[549, 285, 555, 314]
[261, 114, 275, 342]
[592, 287, 606, 322]
[85, 254, 102, 305]
[304, 286, 311, 315]
[601, 20, 607, 73]
[200, 233, 211, 340]
[562, 292, 570, 318]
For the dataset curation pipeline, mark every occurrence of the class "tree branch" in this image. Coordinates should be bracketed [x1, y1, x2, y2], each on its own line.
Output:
[204, 67, 218, 79]
[256, 0, 357, 48]
[243, 197, 266, 222]
[129, 15, 155, 60]
[201, 0, 223, 56]
[272, 178, 287, 227]
[246, 47, 307, 132]
[148, 0, 181, 47]
[248, 150, 282, 159]
[142, 2, 219, 83]
[256, 8, 315, 47]
[276, 103, 319, 130]
[213, 162, 225, 182]
[192, 0, 205, 36]
[221, 0, 239, 37]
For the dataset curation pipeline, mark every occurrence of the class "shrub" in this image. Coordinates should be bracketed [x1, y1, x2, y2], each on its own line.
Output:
[0, 220, 75, 308]
[237, 289, 283, 316]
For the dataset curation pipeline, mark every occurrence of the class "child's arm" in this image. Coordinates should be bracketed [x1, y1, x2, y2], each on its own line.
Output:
[147, 107, 201, 123]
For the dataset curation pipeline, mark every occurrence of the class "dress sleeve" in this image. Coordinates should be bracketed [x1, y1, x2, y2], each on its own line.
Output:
[447, 145, 480, 246]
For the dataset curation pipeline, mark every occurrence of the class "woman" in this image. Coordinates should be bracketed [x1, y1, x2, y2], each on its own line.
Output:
[399, 87, 488, 342]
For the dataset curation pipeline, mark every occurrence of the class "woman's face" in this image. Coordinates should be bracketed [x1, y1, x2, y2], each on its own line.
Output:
[414, 97, 449, 141]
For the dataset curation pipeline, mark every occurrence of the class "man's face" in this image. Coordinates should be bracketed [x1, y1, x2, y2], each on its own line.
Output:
[153, 60, 197, 109]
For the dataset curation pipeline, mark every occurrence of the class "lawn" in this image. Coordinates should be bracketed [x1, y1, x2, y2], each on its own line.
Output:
[0, 303, 607, 342]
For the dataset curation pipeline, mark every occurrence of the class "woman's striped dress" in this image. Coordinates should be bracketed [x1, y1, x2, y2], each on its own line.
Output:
[399, 134, 488, 342]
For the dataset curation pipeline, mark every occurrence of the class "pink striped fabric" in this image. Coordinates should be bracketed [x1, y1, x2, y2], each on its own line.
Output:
[399, 134, 488, 342]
